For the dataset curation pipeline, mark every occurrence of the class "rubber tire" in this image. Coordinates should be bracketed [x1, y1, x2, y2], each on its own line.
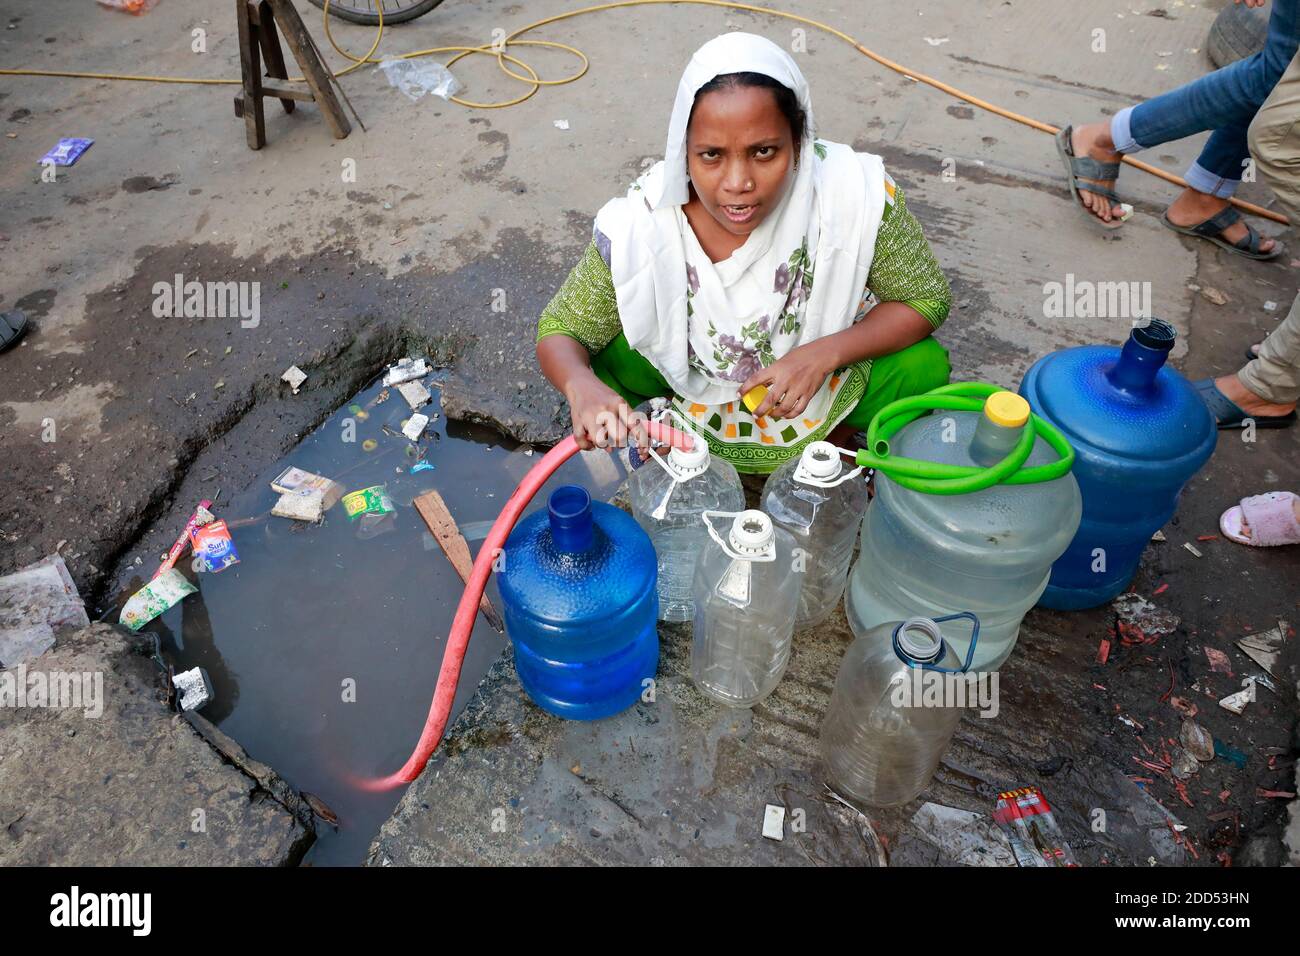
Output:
[1206, 1, 1271, 69]
[307, 0, 445, 26]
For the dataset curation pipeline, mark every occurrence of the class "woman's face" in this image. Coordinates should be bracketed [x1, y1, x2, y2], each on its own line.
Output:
[686, 84, 796, 237]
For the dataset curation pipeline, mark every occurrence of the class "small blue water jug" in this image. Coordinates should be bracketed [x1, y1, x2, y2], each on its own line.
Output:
[1019, 320, 1216, 610]
[499, 485, 659, 719]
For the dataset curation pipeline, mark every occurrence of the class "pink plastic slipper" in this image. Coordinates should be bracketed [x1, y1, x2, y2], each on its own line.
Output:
[1219, 491, 1300, 547]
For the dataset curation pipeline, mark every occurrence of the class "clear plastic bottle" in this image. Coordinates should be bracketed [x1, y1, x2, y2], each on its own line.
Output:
[691, 510, 800, 707]
[760, 441, 869, 629]
[845, 392, 1081, 670]
[820, 617, 966, 807]
[628, 440, 744, 622]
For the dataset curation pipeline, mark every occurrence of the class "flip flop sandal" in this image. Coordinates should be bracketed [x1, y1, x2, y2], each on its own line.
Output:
[1055, 126, 1129, 231]
[0, 310, 28, 353]
[1220, 491, 1300, 547]
[1193, 377, 1297, 429]
[1161, 207, 1284, 260]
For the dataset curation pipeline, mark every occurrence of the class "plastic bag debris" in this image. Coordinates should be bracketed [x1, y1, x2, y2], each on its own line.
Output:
[382, 356, 430, 387]
[402, 413, 429, 442]
[39, 137, 94, 167]
[356, 512, 396, 540]
[1218, 678, 1257, 715]
[378, 57, 462, 101]
[156, 500, 213, 578]
[396, 380, 430, 410]
[270, 466, 344, 509]
[1114, 592, 1179, 644]
[120, 568, 196, 632]
[991, 787, 1077, 867]
[342, 485, 395, 521]
[410, 460, 434, 474]
[910, 802, 1016, 866]
[0, 555, 90, 667]
[96, 0, 160, 13]
[1179, 718, 1214, 762]
[761, 804, 785, 841]
[553, 119, 570, 130]
[172, 666, 213, 711]
[281, 365, 307, 394]
[272, 489, 325, 522]
[1237, 619, 1287, 677]
[190, 519, 239, 573]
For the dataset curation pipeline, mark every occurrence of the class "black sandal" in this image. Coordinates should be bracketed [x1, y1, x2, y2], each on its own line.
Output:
[1055, 126, 1128, 230]
[1162, 207, 1283, 261]
[0, 310, 28, 353]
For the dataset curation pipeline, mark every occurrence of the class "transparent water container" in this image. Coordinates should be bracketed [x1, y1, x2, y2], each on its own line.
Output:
[760, 441, 869, 629]
[628, 438, 744, 622]
[820, 614, 977, 807]
[690, 510, 800, 707]
[845, 392, 1081, 671]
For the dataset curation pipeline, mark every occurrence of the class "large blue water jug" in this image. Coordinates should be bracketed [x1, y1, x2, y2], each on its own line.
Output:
[499, 485, 659, 719]
[1019, 320, 1216, 610]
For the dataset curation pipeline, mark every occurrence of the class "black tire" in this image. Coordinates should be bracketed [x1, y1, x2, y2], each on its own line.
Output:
[307, 0, 445, 26]
[1206, 1, 1271, 69]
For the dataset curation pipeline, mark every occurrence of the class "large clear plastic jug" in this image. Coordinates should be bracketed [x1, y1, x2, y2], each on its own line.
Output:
[628, 437, 744, 622]
[499, 485, 659, 720]
[760, 441, 869, 629]
[845, 392, 1081, 670]
[691, 510, 800, 707]
[821, 614, 978, 807]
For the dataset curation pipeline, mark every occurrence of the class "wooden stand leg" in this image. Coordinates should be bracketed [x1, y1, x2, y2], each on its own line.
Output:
[256, 0, 295, 115]
[267, 0, 350, 139]
[235, 0, 266, 149]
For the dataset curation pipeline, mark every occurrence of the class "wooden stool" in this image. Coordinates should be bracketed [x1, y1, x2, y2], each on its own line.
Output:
[234, 0, 350, 150]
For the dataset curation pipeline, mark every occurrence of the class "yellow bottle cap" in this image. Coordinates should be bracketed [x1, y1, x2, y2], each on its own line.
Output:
[742, 385, 768, 414]
[984, 391, 1030, 428]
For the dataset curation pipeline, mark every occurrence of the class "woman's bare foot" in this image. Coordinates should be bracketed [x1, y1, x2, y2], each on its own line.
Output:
[1215, 372, 1297, 418]
[1166, 188, 1277, 254]
[1070, 122, 1126, 224]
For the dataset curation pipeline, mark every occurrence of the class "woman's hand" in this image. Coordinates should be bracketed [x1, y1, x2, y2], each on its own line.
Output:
[565, 372, 650, 452]
[739, 340, 835, 420]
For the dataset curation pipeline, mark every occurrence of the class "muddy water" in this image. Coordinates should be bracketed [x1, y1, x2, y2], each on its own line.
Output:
[110, 372, 627, 865]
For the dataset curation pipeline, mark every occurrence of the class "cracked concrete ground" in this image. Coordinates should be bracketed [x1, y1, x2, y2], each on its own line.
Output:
[1, 0, 1296, 864]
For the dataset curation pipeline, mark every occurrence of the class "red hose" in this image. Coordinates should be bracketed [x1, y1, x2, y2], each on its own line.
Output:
[357, 421, 695, 791]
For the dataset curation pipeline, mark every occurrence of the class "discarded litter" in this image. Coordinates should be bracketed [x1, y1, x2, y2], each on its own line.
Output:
[0, 554, 90, 667]
[190, 518, 239, 573]
[1150, 529, 1167, 542]
[272, 488, 325, 522]
[992, 787, 1077, 867]
[911, 802, 1016, 866]
[396, 380, 431, 410]
[1114, 592, 1179, 643]
[923, 36, 950, 45]
[156, 500, 213, 577]
[1218, 678, 1257, 715]
[39, 137, 94, 167]
[355, 511, 396, 540]
[281, 365, 308, 395]
[1263, 300, 1278, 312]
[761, 804, 785, 841]
[553, 119, 570, 130]
[402, 413, 429, 442]
[1203, 646, 1233, 675]
[382, 357, 430, 387]
[119, 568, 196, 632]
[362, 439, 379, 452]
[1170, 748, 1200, 779]
[1182, 542, 1203, 558]
[271, 466, 344, 509]
[378, 57, 462, 101]
[410, 460, 434, 474]
[1237, 619, 1287, 677]
[1179, 718, 1214, 762]
[1213, 739, 1248, 770]
[1200, 286, 1228, 306]
[96, 0, 160, 13]
[342, 485, 395, 521]
[172, 667, 213, 712]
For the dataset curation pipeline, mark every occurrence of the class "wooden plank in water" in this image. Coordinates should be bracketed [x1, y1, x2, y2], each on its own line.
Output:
[413, 489, 505, 633]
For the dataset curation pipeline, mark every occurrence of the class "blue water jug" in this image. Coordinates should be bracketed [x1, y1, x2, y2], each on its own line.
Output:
[499, 485, 659, 719]
[1019, 320, 1216, 610]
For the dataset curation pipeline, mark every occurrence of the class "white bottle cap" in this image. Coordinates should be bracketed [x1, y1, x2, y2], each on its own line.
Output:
[728, 510, 774, 555]
[897, 617, 944, 662]
[798, 441, 842, 481]
[668, 439, 710, 478]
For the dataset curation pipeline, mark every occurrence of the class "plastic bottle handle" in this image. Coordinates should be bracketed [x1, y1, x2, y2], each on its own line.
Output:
[700, 511, 777, 563]
[647, 404, 703, 485]
[794, 445, 865, 489]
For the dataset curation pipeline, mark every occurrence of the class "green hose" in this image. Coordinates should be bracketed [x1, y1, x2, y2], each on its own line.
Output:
[854, 383, 1074, 495]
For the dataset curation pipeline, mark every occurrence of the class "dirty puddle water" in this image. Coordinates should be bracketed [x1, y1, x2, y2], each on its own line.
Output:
[104, 370, 627, 865]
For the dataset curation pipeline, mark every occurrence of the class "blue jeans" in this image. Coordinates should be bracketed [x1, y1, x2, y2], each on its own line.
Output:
[1110, 0, 1299, 198]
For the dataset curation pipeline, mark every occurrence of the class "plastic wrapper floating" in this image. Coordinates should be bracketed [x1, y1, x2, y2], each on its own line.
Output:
[119, 569, 197, 632]
[190, 519, 240, 573]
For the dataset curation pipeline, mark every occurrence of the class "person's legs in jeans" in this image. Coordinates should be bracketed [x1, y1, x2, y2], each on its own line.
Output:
[1069, 0, 1297, 241]
[1214, 48, 1300, 416]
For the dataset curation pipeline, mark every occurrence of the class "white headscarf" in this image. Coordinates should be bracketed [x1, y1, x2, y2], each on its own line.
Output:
[594, 32, 887, 407]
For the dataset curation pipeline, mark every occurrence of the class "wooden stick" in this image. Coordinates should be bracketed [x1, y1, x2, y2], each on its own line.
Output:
[413, 490, 505, 633]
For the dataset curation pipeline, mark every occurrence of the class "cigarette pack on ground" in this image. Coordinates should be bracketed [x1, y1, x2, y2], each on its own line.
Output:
[342, 485, 395, 521]
[272, 488, 326, 522]
[190, 519, 240, 573]
[992, 787, 1078, 867]
[39, 138, 94, 167]
[119, 568, 196, 632]
[270, 466, 344, 508]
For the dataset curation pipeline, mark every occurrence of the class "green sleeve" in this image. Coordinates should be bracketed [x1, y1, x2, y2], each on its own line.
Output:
[869, 185, 952, 329]
[536, 240, 623, 354]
